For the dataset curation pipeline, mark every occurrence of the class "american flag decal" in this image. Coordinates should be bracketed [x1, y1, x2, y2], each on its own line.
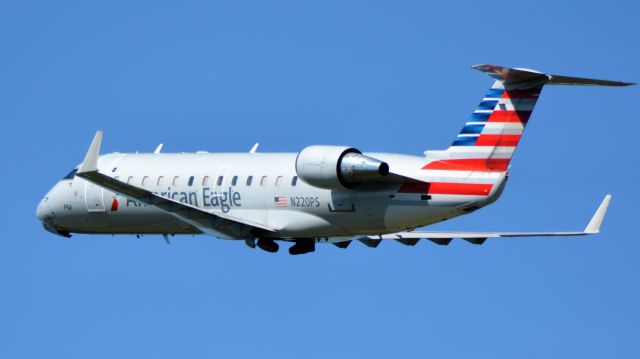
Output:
[274, 196, 287, 207]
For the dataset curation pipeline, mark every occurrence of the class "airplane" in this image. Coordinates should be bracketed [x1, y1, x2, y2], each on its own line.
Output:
[36, 64, 632, 255]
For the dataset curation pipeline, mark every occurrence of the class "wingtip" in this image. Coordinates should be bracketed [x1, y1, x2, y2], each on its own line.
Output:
[584, 194, 612, 234]
[77, 130, 103, 173]
[154, 143, 163, 154]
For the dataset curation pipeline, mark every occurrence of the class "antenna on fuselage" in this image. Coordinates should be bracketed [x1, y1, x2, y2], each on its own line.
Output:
[250, 143, 259, 153]
[154, 143, 164, 154]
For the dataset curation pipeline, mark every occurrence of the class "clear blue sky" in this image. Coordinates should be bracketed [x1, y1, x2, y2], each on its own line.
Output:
[1, 1, 638, 358]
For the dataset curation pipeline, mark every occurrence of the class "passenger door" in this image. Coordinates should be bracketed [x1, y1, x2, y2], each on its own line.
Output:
[84, 181, 105, 212]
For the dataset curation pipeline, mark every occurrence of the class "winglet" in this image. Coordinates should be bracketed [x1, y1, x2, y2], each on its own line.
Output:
[584, 195, 612, 234]
[77, 130, 103, 173]
[154, 143, 163, 154]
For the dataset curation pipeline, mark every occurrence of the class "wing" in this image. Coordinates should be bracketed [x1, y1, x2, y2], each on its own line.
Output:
[76, 131, 276, 239]
[329, 195, 611, 248]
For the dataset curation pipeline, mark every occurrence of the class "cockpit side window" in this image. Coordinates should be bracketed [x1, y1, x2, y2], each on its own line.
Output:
[63, 169, 77, 180]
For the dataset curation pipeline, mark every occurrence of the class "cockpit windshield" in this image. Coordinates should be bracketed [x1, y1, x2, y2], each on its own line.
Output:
[63, 169, 78, 180]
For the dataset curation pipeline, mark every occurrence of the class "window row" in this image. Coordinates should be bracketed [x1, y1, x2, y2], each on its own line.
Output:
[115, 175, 299, 188]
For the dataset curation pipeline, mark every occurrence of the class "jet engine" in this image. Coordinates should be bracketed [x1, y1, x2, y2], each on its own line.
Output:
[295, 145, 390, 189]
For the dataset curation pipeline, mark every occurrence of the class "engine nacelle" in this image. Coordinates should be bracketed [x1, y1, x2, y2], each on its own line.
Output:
[295, 145, 389, 189]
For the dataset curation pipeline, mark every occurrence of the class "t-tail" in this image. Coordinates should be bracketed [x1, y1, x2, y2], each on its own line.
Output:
[425, 64, 634, 172]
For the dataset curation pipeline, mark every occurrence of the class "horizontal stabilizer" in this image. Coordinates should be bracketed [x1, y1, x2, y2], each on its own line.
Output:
[473, 64, 634, 88]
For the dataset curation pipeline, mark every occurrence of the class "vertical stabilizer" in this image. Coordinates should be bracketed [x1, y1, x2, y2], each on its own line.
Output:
[425, 65, 633, 172]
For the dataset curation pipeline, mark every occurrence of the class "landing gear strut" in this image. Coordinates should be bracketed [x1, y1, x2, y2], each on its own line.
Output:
[289, 240, 315, 255]
[257, 238, 279, 253]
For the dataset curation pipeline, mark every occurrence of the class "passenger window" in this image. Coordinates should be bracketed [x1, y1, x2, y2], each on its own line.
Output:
[260, 176, 267, 186]
[202, 176, 209, 186]
[217, 176, 224, 186]
[188, 176, 194, 186]
[127, 176, 134, 184]
[291, 176, 298, 186]
[157, 176, 164, 186]
[231, 176, 238, 186]
[276, 176, 283, 186]
[142, 176, 149, 186]
[246, 176, 253, 186]
[172, 176, 179, 186]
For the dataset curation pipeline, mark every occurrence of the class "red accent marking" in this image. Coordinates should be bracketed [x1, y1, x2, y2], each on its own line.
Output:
[488, 110, 531, 124]
[476, 134, 521, 147]
[110, 198, 119, 212]
[399, 182, 493, 196]
[501, 89, 541, 99]
[423, 158, 510, 171]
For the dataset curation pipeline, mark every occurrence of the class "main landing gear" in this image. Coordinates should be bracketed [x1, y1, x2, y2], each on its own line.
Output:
[288, 240, 315, 255]
[256, 238, 279, 253]
[250, 238, 315, 255]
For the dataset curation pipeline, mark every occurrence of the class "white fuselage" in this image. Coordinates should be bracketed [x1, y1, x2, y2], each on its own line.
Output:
[36, 64, 629, 251]
[37, 151, 507, 239]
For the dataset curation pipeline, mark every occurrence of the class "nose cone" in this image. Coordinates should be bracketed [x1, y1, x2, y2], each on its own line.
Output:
[36, 198, 47, 222]
[36, 201, 44, 222]
[36, 184, 73, 238]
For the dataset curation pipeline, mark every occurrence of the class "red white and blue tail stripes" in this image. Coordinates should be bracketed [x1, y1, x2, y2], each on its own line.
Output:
[451, 81, 540, 148]
[426, 80, 542, 172]
[405, 64, 632, 198]
[408, 81, 542, 197]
